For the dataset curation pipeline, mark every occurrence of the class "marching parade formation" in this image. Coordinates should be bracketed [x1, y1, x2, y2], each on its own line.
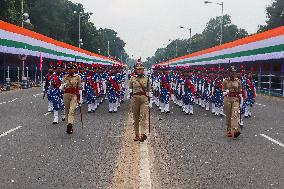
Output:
[42, 59, 257, 139]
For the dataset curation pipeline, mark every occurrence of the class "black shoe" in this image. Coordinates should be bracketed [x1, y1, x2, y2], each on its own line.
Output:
[185, 113, 189, 115]
[62, 118, 65, 122]
[53, 121, 58, 124]
[245, 115, 249, 118]
[233, 131, 241, 138]
[66, 124, 73, 134]
[166, 111, 170, 114]
[109, 111, 113, 113]
[139, 134, 147, 142]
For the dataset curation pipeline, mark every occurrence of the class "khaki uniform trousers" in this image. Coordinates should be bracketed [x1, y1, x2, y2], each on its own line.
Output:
[131, 95, 148, 135]
[64, 93, 78, 125]
[224, 96, 240, 132]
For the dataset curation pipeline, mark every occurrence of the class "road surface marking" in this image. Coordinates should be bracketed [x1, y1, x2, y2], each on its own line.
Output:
[44, 112, 51, 116]
[260, 134, 284, 148]
[0, 126, 23, 138]
[140, 140, 152, 189]
[0, 98, 18, 105]
[33, 93, 43, 98]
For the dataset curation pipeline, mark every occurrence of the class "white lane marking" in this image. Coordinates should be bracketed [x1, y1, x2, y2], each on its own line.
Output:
[256, 103, 266, 107]
[0, 98, 18, 105]
[44, 112, 51, 116]
[139, 140, 152, 189]
[260, 134, 284, 148]
[0, 126, 22, 138]
[33, 93, 43, 98]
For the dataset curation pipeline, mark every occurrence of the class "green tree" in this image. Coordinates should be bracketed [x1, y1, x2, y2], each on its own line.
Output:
[258, 0, 284, 32]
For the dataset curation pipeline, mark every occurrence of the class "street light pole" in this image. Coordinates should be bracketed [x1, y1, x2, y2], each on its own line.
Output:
[204, 1, 224, 45]
[175, 40, 178, 57]
[74, 11, 83, 48]
[107, 40, 110, 57]
[220, 2, 224, 45]
[180, 26, 192, 53]
[21, 0, 24, 28]
[79, 13, 81, 48]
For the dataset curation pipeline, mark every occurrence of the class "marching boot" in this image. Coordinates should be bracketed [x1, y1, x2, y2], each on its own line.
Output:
[139, 134, 147, 142]
[133, 134, 140, 142]
[190, 105, 194, 115]
[109, 102, 113, 113]
[227, 131, 233, 138]
[66, 123, 73, 134]
[88, 104, 92, 113]
[202, 100, 206, 108]
[198, 98, 202, 106]
[184, 105, 189, 115]
[212, 103, 215, 114]
[205, 102, 210, 111]
[244, 106, 249, 118]
[91, 103, 96, 112]
[248, 106, 252, 117]
[113, 103, 118, 113]
[53, 111, 59, 124]
[232, 130, 241, 138]
[165, 103, 170, 113]
[215, 107, 220, 116]
[48, 101, 53, 112]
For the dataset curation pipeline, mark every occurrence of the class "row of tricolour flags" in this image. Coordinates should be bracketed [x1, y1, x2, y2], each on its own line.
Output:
[156, 26, 284, 67]
[0, 20, 125, 69]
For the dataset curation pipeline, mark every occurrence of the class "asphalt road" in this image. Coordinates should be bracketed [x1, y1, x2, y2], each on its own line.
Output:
[0, 88, 127, 189]
[0, 88, 283, 189]
[150, 95, 284, 189]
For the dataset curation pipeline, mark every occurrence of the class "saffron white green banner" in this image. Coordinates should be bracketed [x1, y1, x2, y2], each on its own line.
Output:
[157, 26, 284, 67]
[0, 20, 124, 66]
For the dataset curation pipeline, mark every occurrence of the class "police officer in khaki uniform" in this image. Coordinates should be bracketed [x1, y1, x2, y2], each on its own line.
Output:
[223, 66, 242, 138]
[129, 62, 150, 142]
[61, 63, 82, 134]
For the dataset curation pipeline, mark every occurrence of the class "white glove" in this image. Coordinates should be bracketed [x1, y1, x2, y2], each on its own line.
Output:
[223, 89, 229, 96]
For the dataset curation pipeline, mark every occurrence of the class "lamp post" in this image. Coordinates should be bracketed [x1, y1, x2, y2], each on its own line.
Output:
[180, 26, 192, 53]
[107, 40, 110, 57]
[74, 11, 83, 48]
[21, 0, 31, 28]
[204, 1, 224, 45]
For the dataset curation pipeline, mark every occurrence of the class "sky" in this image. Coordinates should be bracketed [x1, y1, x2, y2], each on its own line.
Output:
[70, 0, 273, 60]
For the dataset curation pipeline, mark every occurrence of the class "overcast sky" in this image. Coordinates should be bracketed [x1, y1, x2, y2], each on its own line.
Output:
[70, 0, 273, 60]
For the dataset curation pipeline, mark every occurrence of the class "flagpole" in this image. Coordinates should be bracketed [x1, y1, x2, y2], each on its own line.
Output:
[40, 51, 43, 86]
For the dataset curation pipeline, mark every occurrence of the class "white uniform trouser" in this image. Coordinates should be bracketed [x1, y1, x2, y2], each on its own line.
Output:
[109, 102, 117, 112]
[184, 105, 193, 114]
[160, 102, 169, 113]
[79, 90, 83, 104]
[205, 102, 210, 111]
[53, 110, 65, 123]
[48, 101, 53, 112]
[212, 103, 215, 113]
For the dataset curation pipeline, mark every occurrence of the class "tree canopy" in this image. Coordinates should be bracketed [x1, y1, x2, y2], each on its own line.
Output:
[0, 0, 128, 62]
[258, 0, 284, 32]
[144, 14, 248, 68]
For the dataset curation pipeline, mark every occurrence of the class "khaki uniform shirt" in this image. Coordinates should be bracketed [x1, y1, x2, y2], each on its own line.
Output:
[223, 78, 242, 93]
[129, 75, 150, 94]
[63, 74, 82, 90]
